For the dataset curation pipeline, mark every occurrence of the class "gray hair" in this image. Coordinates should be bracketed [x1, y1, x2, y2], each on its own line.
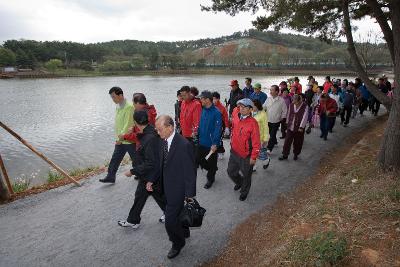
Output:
[156, 115, 175, 128]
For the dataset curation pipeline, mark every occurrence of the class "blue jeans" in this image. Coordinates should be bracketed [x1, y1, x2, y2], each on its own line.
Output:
[320, 114, 329, 139]
[106, 143, 136, 181]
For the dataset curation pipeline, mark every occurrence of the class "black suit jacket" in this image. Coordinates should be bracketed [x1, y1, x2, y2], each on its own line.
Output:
[161, 133, 196, 206]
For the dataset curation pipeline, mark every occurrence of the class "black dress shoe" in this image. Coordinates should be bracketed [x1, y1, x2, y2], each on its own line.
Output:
[293, 155, 298, 160]
[99, 178, 115, 183]
[167, 247, 182, 259]
[239, 194, 247, 201]
[278, 155, 288, 161]
[279, 136, 285, 139]
[204, 181, 213, 189]
[234, 184, 241, 191]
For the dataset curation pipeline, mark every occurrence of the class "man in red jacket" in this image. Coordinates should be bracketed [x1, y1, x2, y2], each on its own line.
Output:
[227, 98, 260, 201]
[317, 93, 338, 141]
[119, 93, 157, 144]
[179, 86, 202, 145]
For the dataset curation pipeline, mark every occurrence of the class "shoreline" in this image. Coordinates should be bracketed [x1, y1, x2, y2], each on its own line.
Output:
[3, 67, 385, 79]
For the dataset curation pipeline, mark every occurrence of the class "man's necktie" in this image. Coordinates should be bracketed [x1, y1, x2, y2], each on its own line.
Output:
[163, 139, 168, 168]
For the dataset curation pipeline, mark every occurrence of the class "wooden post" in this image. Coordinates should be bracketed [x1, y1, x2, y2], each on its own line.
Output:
[0, 171, 10, 201]
[0, 153, 14, 196]
[0, 121, 80, 187]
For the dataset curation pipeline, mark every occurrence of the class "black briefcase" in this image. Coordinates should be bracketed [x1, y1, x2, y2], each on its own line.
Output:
[179, 198, 206, 228]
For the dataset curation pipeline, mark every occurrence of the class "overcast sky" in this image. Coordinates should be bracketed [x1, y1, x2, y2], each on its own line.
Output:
[0, 0, 381, 44]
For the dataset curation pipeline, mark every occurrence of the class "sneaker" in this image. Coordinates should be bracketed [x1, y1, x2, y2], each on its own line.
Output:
[267, 149, 272, 155]
[234, 184, 241, 191]
[252, 165, 257, 172]
[117, 220, 140, 229]
[159, 214, 165, 223]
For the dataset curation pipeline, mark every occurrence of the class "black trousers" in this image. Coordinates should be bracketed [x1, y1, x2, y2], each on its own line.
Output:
[341, 106, 352, 125]
[227, 150, 253, 196]
[371, 97, 381, 115]
[165, 203, 189, 249]
[282, 129, 305, 157]
[127, 180, 166, 224]
[320, 113, 329, 139]
[359, 98, 369, 115]
[280, 120, 287, 138]
[196, 145, 218, 182]
[106, 143, 136, 181]
[328, 116, 336, 132]
[267, 122, 280, 151]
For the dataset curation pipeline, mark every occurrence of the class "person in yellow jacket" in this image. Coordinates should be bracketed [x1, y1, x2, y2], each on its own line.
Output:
[252, 99, 270, 170]
[100, 87, 135, 183]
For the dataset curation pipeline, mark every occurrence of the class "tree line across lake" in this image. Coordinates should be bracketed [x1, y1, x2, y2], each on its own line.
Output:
[0, 29, 392, 72]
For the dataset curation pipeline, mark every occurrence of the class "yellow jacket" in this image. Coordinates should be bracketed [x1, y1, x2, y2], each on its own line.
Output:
[253, 110, 269, 143]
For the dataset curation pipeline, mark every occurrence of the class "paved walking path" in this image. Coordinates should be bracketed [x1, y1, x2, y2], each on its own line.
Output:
[0, 112, 380, 267]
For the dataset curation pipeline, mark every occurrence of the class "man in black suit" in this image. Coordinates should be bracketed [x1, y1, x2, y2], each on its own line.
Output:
[152, 115, 197, 259]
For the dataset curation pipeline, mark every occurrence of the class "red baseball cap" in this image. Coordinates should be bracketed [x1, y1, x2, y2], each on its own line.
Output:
[230, 80, 239, 86]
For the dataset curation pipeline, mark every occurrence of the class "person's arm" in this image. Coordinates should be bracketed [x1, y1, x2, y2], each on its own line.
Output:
[299, 106, 309, 130]
[223, 108, 230, 129]
[131, 138, 159, 181]
[250, 121, 261, 162]
[192, 102, 202, 136]
[281, 99, 288, 120]
[121, 126, 138, 143]
[265, 111, 269, 142]
[211, 112, 222, 149]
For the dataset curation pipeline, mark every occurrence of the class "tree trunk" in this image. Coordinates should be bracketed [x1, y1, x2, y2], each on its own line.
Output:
[366, 0, 395, 62]
[342, 0, 392, 109]
[377, 1, 400, 171]
[0, 171, 10, 201]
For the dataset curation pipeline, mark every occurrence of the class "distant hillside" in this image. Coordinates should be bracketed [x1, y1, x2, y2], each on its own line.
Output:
[0, 29, 392, 71]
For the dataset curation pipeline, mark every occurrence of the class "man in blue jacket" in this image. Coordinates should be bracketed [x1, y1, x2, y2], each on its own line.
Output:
[197, 90, 222, 189]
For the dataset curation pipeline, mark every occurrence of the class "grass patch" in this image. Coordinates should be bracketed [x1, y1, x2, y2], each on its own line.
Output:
[388, 188, 400, 202]
[288, 231, 348, 266]
[47, 171, 64, 184]
[69, 166, 99, 177]
[12, 178, 31, 193]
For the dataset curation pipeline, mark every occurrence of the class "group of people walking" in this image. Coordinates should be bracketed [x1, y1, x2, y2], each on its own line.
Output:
[98, 75, 393, 259]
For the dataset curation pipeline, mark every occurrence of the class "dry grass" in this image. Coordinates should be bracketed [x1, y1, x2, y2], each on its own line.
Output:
[204, 115, 400, 266]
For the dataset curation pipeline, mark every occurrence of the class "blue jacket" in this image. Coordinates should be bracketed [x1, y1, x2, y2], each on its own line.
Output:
[243, 86, 254, 98]
[198, 105, 222, 148]
[358, 84, 370, 100]
[250, 91, 268, 105]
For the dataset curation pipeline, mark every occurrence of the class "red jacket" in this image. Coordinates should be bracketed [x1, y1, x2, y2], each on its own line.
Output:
[215, 101, 229, 128]
[293, 81, 303, 94]
[317, 97, 338, 116]
[122, 104, 157, 143]
[180, 99, 202, 138]
[323, 81, 333, 94]
[230, 111, 261, 160]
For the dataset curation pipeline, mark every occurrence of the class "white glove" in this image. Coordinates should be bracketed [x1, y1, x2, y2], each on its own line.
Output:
[224, 128, 230, 136]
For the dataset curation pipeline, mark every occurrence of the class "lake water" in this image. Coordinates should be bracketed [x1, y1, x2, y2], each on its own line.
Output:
[0, 74, 343, 186]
